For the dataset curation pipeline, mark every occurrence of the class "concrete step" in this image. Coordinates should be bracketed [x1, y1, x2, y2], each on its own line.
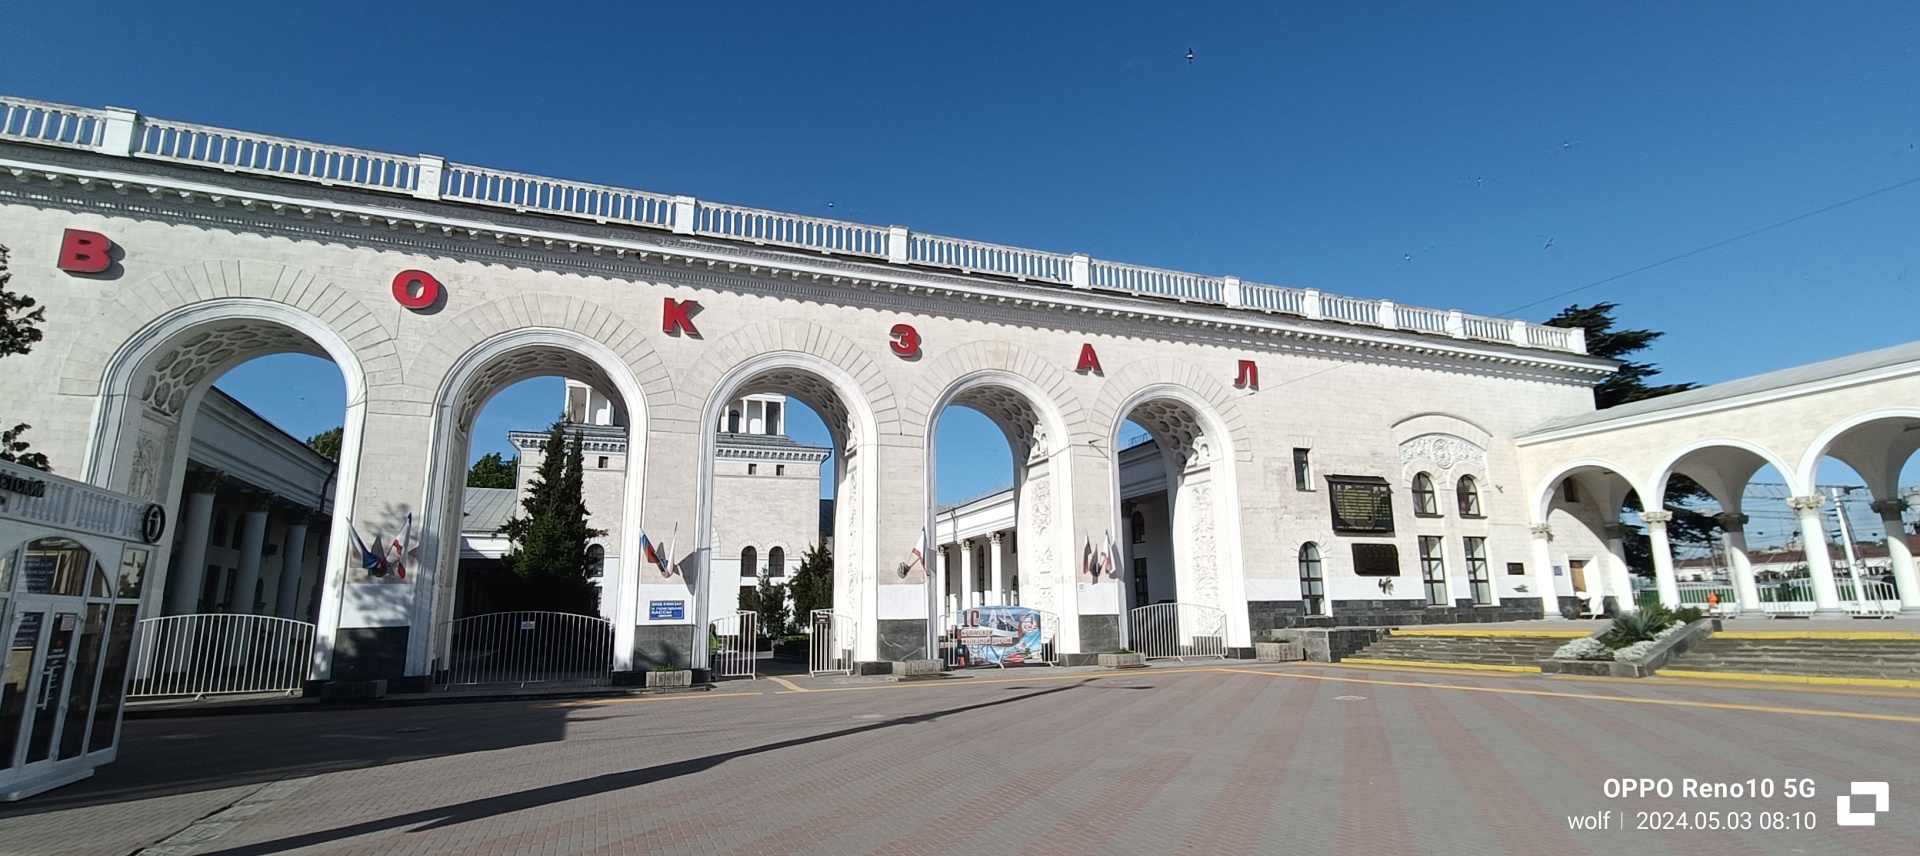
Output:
[1351, 635, 1572, 666]
[1663, 638, 1920, 680]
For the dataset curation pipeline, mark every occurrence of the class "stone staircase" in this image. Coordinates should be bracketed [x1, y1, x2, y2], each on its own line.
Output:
[1343, 632, 1575, 669]
[1660, 636, 1920, 682]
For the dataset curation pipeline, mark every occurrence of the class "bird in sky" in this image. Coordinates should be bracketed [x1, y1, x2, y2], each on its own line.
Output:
[1543, 238, 1554, 250]
[1187, 49, 1194, 64]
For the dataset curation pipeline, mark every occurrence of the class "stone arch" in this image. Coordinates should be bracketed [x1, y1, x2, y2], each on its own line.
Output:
[1794, 407, 1920, 497]
[85, 292, 381, 680]
[900, 340, 1084, 442]
[1089, 357, 1250, 463]
[419, 324, 656, 673]
[1389, 413, 1494, 450]
[1532, 458, 1651, 524]
[1649, 439, 1797, 511]
[690, 339, 887, 662]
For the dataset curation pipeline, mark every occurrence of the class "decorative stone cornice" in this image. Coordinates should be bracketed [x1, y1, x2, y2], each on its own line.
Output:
[1714, 512, 1750, 531]
[1640, 510, 1673, 525]
[1787, 495, 1827, 512]
[1871, 498, 1910, 516]
[1528, 524, 1553, 540]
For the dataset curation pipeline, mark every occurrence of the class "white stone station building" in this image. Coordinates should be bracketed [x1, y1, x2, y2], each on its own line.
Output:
[0, 94, 1914, 687]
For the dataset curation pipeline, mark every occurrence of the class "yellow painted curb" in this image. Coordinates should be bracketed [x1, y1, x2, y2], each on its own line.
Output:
[1655, 669, 1920, 690]
[1712, 631, 1920, 641]
[1389, 628, 1592, 638]
[1340, 657, 1541, 673]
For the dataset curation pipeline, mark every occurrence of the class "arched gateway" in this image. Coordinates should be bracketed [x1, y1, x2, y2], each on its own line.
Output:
[0, 96, 1617, 686]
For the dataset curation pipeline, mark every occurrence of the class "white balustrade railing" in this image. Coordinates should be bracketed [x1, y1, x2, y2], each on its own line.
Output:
[694, 201, 890, 256]
[436, 610, 613, 688]
[135, 117, 421, 194]
[908, 233, 1074, 283]
[1088, 260, 1224, 302]
[441, 162, 678, 228]
[0, 96, 106, 150]
[0, 94, 1592, 354]
[1128, 603, 1228, 661]
[710, 610, 758, 679]
[130, 614, 315, 698]
[809, 610, 856, 676]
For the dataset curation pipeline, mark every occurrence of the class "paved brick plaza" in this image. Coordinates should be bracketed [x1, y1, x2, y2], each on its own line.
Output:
[1, 663, 1915, 856]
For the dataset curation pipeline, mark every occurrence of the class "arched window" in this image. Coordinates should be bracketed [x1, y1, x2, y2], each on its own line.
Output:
[1412, 472, 1439, 516]
[740, 546, 757, 581]
[1456, 475, 1482, 517]
[1298, 543, 1324, 617]
[768, 546, 786, 577]
[1129, 509, 1147, 544]
[727, 409, 742, 433]
[586, 544, 605, 577]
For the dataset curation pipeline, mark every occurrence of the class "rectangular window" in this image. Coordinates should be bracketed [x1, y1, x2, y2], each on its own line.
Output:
[1419, 536, 1449, 607]
[1292, 448, 1312, 491]
[776, 464, 786, 476]
[1562, 480, 1580, 503]
[747, 463, 757, 475]
[1464, 537, 1492, 606]
[597, 456, 609, 469]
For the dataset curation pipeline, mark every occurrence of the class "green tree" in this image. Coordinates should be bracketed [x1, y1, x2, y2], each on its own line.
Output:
[751, 572, 790, 642]
[497, 421, 604, 614]
[466, 452, 518, 489]
[788, 542, 834, 620]
[0, 245, 50, 471]
[305, 426, 342, 461]
[1543, 302, 1698, 409]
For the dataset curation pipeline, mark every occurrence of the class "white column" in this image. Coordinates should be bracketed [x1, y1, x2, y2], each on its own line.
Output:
[958, 539, 976, 609]
[166, 473, 222, 615]
[277, 518, 310, 618]
[1528, 524, 1560, 618]
[1871, 499, 1920, 614]
[936, 545, 951, 617]
[1717, 513, 1759, 617]
[988, 532, 1005, 606]
[1641, 511, 1681, 609]
[231, 498, 271, 615]
[1788, 495, 1846, 617]
[1602, 522, 1638, 613]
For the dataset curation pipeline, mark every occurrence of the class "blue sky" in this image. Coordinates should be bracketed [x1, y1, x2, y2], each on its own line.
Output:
[15, 3, 1920, 510]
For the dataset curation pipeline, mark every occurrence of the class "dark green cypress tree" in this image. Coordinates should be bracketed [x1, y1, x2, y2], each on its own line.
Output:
[497, 420, 602, 614]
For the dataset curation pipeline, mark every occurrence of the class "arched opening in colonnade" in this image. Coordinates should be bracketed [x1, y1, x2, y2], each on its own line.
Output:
[1793, 412, 1920, 616]
[923, 374, 1072, 666]
[86, 299, 371, 691]
[1535, 463, 1647, 618]
[423, 332, 648, 681]
[1109, 389, 1249, 652]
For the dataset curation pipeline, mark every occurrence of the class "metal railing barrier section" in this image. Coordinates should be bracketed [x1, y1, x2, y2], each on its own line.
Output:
[711, 610, 758, 679]
[1128, 603, 1229, 661]
[130, 614, 316, 698]
[435, 610, 613, 689]
[809, 610, 855, 676]
[937, 609, 1062, 669]
[0, 94, 1589, 357]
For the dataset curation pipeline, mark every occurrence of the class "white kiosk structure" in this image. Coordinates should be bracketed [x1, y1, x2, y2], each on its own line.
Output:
[0, 461, 162, 800]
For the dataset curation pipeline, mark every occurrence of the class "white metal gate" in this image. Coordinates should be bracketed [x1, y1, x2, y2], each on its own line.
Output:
[130, 614, 316, 698]
[435, 611, 613, 688]
[809, 610, 855, 676]
[711, 610, 757, 679]
[1128, 603, 1228, 661]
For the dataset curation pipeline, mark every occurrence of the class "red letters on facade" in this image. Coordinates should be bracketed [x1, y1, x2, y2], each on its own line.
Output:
[1235, 359, 1259, 390]
[390, 270, 442, 310]
[1075, 344, 1103, 374]
[888, 324, 921, 358]
[57, 229, 112, 273]
[662, 298, 701, 336]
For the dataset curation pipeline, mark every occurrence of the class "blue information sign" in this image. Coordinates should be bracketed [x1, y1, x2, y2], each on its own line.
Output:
[649, 600, 685, 620]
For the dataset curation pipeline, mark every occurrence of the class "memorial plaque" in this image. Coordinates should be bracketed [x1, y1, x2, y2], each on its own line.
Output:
[1327, 475, 1394, 534]
[1352, 543, 1401, 576]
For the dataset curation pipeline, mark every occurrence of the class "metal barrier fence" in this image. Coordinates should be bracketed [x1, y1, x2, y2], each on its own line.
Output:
[711, 611, 758, 679]
[130, 614, 315, 698]
[1670, 579, 1905, 618]
[435, 611, 613, 688]
[1128, 603, 1228, 661]
[937, 608, 1062, 669]
[809, 610, 855, 676]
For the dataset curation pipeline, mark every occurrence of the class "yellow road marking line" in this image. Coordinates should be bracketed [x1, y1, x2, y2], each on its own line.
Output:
[1240, 661, 1920, 699]
[1388, 629, 1592, 638]
[1339, 657, 1540, 674]
[560, 691, 765, 706]
[766, 676, 810, 693]
[1217, 668, 1920, 723]
[1712, 630, 1920, 641]
[1654, 669, 1920, 690]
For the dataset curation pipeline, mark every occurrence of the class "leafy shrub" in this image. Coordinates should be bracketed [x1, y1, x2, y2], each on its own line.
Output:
[1673, 606, 1704, 625]
[1604, 604, 1676, 647]
[1553, 637, 1614, 661]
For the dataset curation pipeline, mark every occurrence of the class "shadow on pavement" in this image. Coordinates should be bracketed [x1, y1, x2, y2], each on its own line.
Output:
[197, 680, 1091, 856]
[0, 699, 576, 818]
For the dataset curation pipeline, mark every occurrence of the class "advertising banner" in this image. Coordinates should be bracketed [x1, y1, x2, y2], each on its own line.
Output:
[953, 606, 1044, 667]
